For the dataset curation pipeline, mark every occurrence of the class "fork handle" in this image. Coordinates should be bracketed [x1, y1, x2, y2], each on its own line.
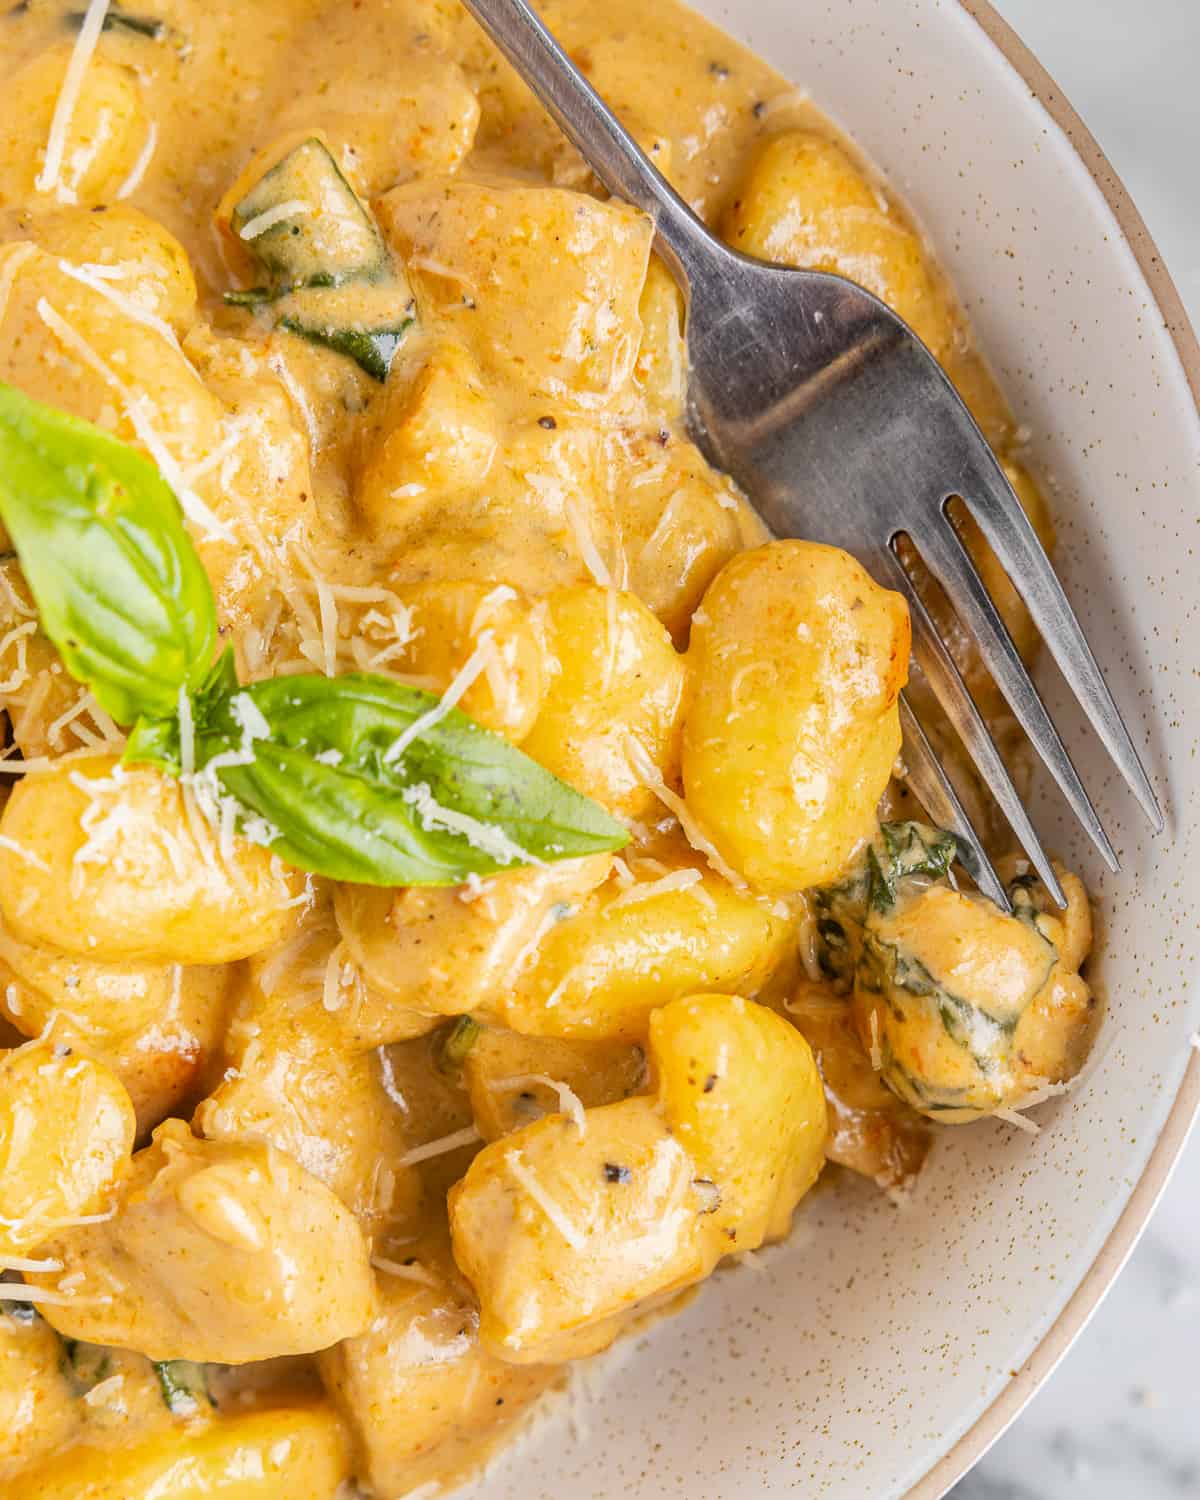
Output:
[458, 0, 720, 288]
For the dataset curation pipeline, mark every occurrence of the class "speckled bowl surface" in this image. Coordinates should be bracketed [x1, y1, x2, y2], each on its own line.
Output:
[481, 2, 1200, 1497]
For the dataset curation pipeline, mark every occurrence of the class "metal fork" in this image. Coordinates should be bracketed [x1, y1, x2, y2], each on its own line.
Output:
[460, 0, 1163, 908]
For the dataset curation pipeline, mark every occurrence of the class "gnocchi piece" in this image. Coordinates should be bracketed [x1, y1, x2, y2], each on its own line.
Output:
[779, 982, 931, 1193]
[449, 1097, 718, 1364]
[498, 861, 795, 1041]
[0, 922, 232, 1135]
[824, 831, 1096, 1121]
[356, 341, 500, 533]
[0, 1042, 135, 1253]
[613, 434, 745, 644]
[363, 579, 549, 742]
[195, 937, 419, 1229]
[463, 1026, 647, 1141]
[520, 586, 686, 819]
[0, 47, 147, 208]
[0, 758, 304, 965]
[335, 855, 612, 1040]
[29, 1120, 374, 1362]
[722, 131, 959, 360]
[0, 1306, 79, 1479]
[16, 1399, 351, 1500]
[682, 541, 910, 893]
[28, 206, 199, 333]
[378, 177, 653, 406]
[633, 254, 686, 416]
[649, 994, 826, 1245]
[319, 1242, 558, 1496]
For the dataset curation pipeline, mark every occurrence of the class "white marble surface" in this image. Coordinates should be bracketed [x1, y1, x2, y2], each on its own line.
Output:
[951, 3, 1200, 1497]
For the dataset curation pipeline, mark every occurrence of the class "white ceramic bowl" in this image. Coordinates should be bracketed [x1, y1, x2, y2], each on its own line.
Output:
[481, 3, 1200, 1496]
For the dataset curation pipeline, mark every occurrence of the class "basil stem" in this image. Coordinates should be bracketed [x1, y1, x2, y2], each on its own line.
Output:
[127, 672, 630, 886]
[0, 383, 216, 724]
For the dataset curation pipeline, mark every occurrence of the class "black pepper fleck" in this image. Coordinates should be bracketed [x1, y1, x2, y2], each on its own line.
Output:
[604, 1162, 632, 1184]
[538, 415, 557, 429]
[703, 1074, 718, 1093]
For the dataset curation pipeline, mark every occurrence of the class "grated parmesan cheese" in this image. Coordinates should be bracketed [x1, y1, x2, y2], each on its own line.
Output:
[505, 1149, 585, 1250]
[0, 834, 50, 874]
[397, 1125, 480, 1167]
[238, 199, 310, 241]
[0, 1255, 62, 1274]
[402, 781, 538, 869]
[57, 258, 191, 363]
[488, 1074, 586, 1134]
[371, 1256, 442, 1287]
[34, 0, 111, 202]
[609, 867, 703, 910]
[562, 496, 613, 587]
[0, 619, 38, 694]
[115, 118, 158, 199]
[383, 631, 495, 765]
[0, 242, 36, 331]
[36, 299, 236, 543]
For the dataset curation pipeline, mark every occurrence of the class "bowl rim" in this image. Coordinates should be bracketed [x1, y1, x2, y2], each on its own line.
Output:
[904, 5, 1200, 1494]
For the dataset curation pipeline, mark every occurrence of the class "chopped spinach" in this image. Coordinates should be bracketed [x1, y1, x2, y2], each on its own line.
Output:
[155, 1359, 212, 1415]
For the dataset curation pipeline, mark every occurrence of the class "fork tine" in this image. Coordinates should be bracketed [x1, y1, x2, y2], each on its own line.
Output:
[898, 693, 1010, 909]
[907, 515, 1120, 874]
[957, 474, 1164, 831]
[874, 548, 1068, 907]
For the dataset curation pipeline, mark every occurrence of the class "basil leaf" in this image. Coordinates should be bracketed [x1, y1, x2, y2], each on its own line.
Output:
[0, 383, 217, 724]
[130, 672, 629, 885]
[125, 645, 238, 770]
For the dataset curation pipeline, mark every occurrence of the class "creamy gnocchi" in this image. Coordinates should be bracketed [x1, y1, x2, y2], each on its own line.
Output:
[0, 0, 1096, 1496]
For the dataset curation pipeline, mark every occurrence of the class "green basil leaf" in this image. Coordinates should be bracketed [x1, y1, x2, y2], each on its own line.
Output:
[0, 383, 217, 724]
[124, 645, 239, 771]
[128, 672, 629, 885]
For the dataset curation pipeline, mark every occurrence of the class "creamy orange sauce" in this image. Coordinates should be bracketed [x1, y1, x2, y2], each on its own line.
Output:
[0, 2, 1094, 1496]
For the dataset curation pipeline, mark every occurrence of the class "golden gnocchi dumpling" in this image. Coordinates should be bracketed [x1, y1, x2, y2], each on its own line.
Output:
[0, 758, 304, 964]
[521, 586, 685, 819]
[335, 854, 612, 1040]
[17, 1400, 351, 1500]
[367, 579, 549, 742]
[195, 941, 418, 1230]
[722, 131, 959, 360]
[853, 866, 1095, 1122]
[0, 921, 232, 1135]
[650, 994, 826, 1246]
[319, 1244, 558, 1496]
[499, 861, 795, 1042]
[463, 1025, 647, 1141]
[28, 205, 199, 333]
[633, 254, 686, 416]
[0, 46, 147, 208]
[356, 340, 500, 533]
[683, 541, 910, 894]
[0, 1042, 135, 1253]
[449, 1097, 718, 1364]
[29, 1119, 374, 1362]
[378, 177, 653, 405]
[613, 434, 745, 644]
[0, 1305, 79, 1480]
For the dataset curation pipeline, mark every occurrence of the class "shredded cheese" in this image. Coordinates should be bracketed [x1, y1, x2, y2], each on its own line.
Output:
[0, 242, 36, 330]
[238, 199, 311, 241]
[488, 1074, 586, 1134]
[402, 781, 538, 869]
[562, 496, 613, 587]
[0, 834, 50, 874]
[609, 867, 703, 909]
[505, 1149, 586, 1250]
[35, 0, 111, 202]
[993, 1106, 1042, 1135]
[867, 1010, 883, 1072]
[0, 1255, 62, 1274]
[371, 1256, 442, 1287]
[384, 631, 495, 764]
[115, 118, 158, 199]
[396, 1125, 480, 1167]
[0, 1283, 102, 1305]
[0, 619, 38, 694]
[36, 299, 236, 543]
[624, 735, 752, 896]
[58, 258, 192, 364]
